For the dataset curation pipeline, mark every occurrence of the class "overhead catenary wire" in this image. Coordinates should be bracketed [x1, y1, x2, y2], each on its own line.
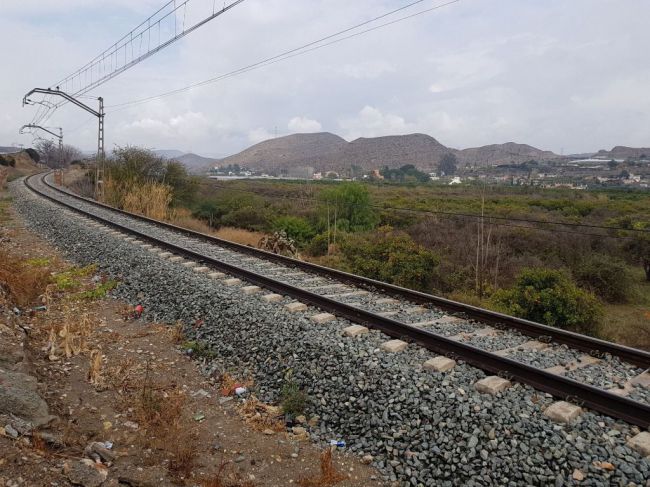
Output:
[106, 0, 461, 111]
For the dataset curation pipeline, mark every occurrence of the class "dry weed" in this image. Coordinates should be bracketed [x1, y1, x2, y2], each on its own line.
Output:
[297, 449, 347, 487]
[169, 321, 185, 343]
[215, 227, 267, 247]
[87, 349, 104, 386]
[0, 251, 51, 306]
[167, 427, 199, 480]
[201, 460, 256, 487]
[238, 396, 284, 433]
[122, 182, 172, 220]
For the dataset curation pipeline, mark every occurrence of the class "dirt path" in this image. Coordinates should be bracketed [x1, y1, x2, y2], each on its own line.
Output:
[0, 189, 385, 486]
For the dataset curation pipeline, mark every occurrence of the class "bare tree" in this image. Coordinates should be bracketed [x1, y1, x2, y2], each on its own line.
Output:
[60, 145, 83, 166]
[34, 139, 58, 167]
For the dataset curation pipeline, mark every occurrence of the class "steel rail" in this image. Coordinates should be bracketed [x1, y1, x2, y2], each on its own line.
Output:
[24, 173, 650, 428]
[39, 173, 650, 369]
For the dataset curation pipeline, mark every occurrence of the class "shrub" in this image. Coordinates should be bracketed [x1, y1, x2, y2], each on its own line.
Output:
[306, 232, 330, 257]
[319, 182, 378, 232]
[491, 268, 602, 331]
[572, 254, 633, 303]
[273, 216, 315, 245]
[339, 227, 438, 292]
[280, 381, 307, 417]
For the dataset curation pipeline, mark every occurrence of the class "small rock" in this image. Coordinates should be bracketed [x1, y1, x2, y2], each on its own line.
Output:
[65, 459, 108, 487]
[235, 455, 246, 463]
[4, 424, 18, 438]
[361, 454, 374, 465]
[572, 469, 584, 481]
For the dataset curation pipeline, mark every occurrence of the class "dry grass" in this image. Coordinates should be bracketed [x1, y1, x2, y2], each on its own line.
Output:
[87, 349, 104, 385]
[214, 227, 267, 247]
[238, 396, 285, 433]
[169, 207, 215, 233]
[297, 449, 347, 487]
[168, 427, 199, 479]
[0, 251, 52, 307]
[122, 182, 172, 220]
[0, 167, 8, 189]
[201, 461, 256, 487]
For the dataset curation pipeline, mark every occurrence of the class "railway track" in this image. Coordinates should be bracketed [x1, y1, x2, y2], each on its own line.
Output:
[25, 172, 650, 428]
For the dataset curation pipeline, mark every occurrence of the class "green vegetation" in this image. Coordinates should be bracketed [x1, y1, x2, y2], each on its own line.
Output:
[24, 257, 51, 267]
[52, 264, 98, 290]
[280, 381, 307, 417]
[272, 216, 315, 245]
[181, 340, 217, 360]
[381, 164, 430, 183]
[74, 279, 119, 300]
[74, 147, 650, 347]
[491, 268, 602, 332]
[572, 254, 633, 303]
[319, 182, 378, 232]
[338, 227, 439, 291]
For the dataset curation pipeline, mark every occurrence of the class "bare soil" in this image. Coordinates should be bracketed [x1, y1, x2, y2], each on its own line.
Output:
[0, 189, 385, 487]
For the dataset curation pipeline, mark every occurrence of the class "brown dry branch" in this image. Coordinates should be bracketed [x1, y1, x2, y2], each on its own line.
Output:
[87, 349, 104, 386]
[201, 460, 256, 487]
[297, 449, 347, 487]
[237, 396, 285, 432]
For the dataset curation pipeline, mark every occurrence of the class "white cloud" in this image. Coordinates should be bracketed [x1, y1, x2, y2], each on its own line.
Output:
[339, 106, 415, 140]
[3, 0, 650, 155]
[341, 61, 394, 79]
[287, 116, 322, 133]
[247, 127, 274, 144]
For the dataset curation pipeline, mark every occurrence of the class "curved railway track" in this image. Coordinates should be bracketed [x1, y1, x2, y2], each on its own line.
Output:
[25, 172, 650, 428]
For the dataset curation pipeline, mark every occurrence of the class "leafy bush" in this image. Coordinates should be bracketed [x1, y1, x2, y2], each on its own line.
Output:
[273, 216, 315, 245]
[572, 254, 633, 303]
[491, 268, 602, 331]
[339, 227, 438, 291]
[221, 206, 271, 231]
[306, 232, 330, 256]
[319, 183, 378, 232]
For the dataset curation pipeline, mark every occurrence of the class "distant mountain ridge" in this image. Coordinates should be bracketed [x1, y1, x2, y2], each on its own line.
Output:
[595, 146, 650, 160]
[218, 132, 562, 172]
[153, 149, 219, 172]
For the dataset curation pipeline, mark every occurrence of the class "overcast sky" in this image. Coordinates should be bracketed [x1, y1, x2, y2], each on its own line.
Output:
[1, 0, 649, 156]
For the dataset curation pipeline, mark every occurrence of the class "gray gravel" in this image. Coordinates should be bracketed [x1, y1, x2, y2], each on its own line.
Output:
[565, 359, 645, 391]
[12, 178, 650, 487]
[506, 345, 583, 370]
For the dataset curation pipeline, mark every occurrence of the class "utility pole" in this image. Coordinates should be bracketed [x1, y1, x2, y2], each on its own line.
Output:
[23, 88, 105, 198]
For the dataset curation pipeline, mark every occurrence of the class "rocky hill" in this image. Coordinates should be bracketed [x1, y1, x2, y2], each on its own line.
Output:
[456, 142, 559, 167]
[218, 132, 561, 173]
[219, 133, 348, 171]
[595, 146, 650, 160]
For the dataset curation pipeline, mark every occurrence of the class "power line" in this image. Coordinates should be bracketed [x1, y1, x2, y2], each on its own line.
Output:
[201, 180, 650, 239]
[28, 0, 248, 126]
[106, 0, 460, 111]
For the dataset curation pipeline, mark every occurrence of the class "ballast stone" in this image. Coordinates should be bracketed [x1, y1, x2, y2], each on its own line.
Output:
[543, 401, 583, 424]
[423, 356, 456, 373]
[242, 286, 261, 295]
[381, 339, 408, 353]
[262, 293, 283, 303]
[627, 432, 650, 457]
[475, 376, 512, 395]
[343, 325, 369, 337]
[310, 313, 335, 324]
[285, 302, 307, 313]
